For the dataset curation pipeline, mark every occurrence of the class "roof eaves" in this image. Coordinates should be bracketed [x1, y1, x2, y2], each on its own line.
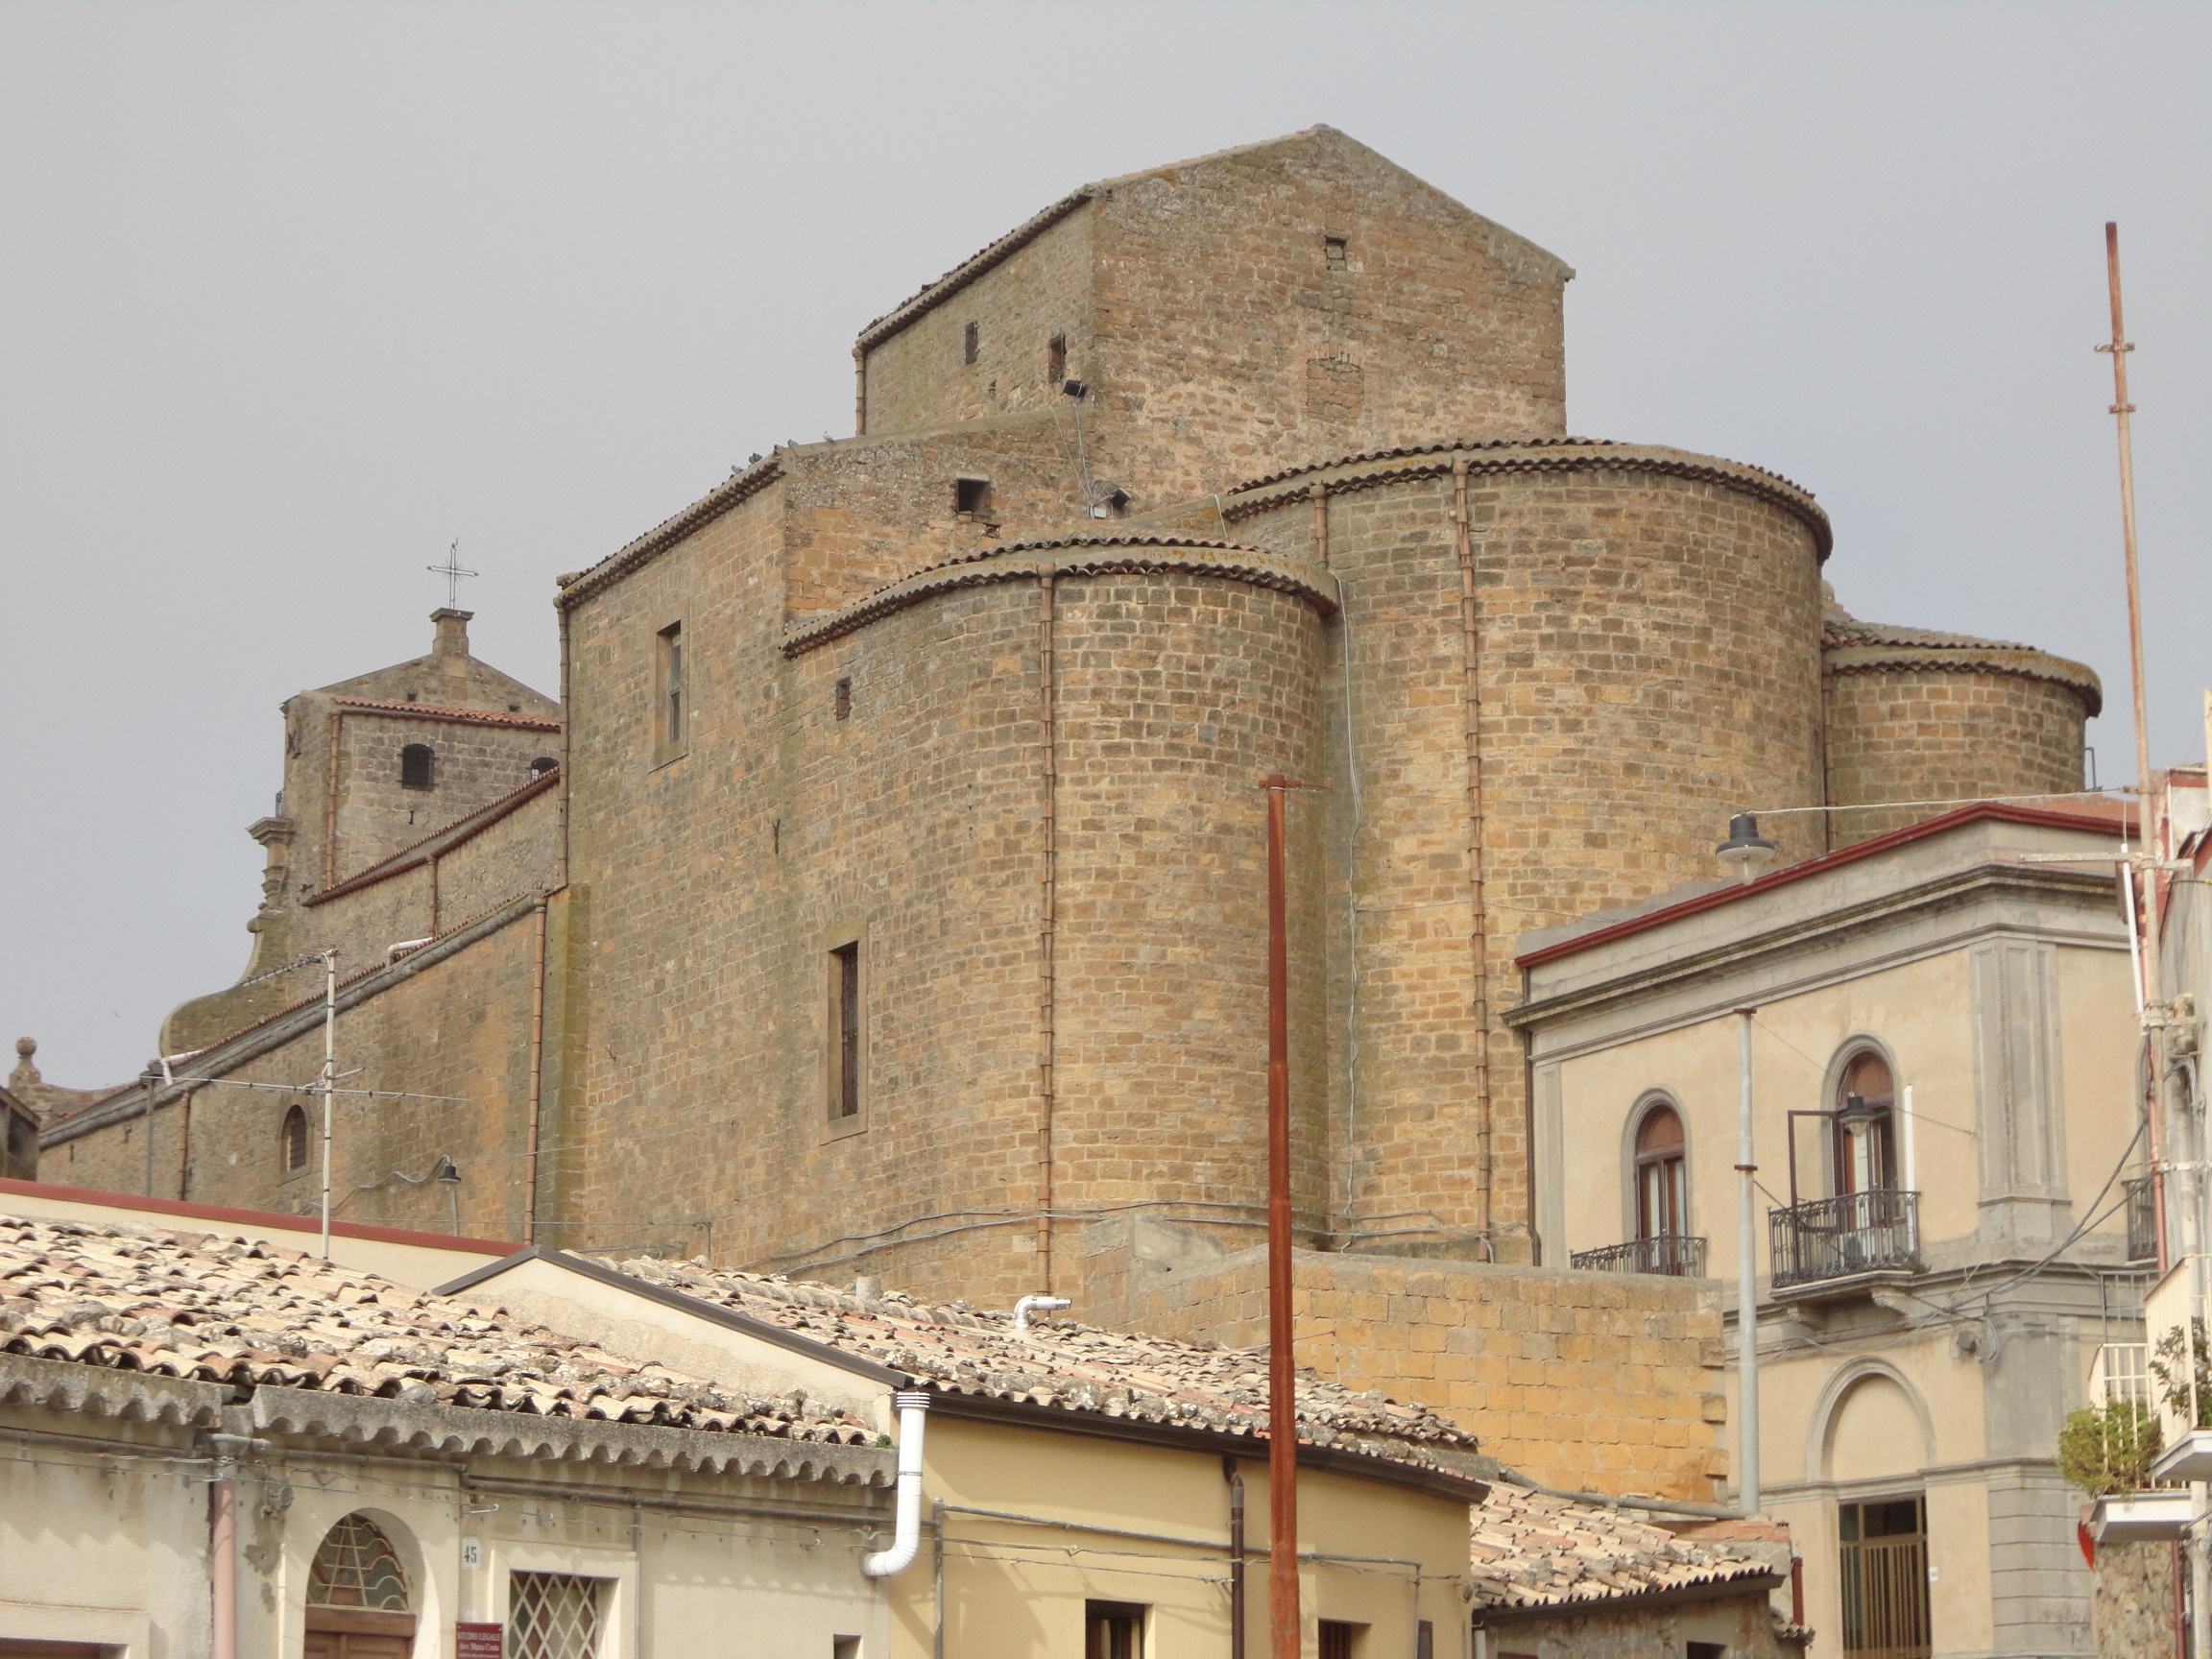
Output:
[556, 457, 785, 613]
[1473, 1569, 1784, 1624]
[1513, 802, 2129, 971]
[854, 188, 1097, 351]
[305, 768, 559, 907]
[332, 698, 562, 733]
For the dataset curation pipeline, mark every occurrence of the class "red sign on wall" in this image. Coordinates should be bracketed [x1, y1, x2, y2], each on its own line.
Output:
[457, 1622, 503, 1659]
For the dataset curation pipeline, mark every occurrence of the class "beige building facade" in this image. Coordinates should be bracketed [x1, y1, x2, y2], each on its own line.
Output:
[1513, 805, 2146, 1658]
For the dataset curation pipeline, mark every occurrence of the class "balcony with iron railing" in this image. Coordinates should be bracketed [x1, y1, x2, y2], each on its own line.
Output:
[1570, 1235, 1708, 1278]
[1769, 1188, 1920, 1292]
[2125, 1176, 2157, 1264]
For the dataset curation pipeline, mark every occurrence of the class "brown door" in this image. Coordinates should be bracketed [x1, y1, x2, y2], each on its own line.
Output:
[0, 1645, 108, 1659]
[305, 1609, 417, 1659]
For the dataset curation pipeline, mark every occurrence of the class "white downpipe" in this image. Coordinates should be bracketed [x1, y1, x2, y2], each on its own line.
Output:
[1735, 1008, 1761, 1517]
[1013, 1295, 1070, 1333]
[863, 1391, 932, 1578]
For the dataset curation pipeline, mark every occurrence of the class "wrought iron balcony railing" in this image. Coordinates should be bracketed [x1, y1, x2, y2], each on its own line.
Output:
[1570, 1234, 1708, 1278]
[1769, 1189, 1920, 1290]
[2125, 1176, 2157, 1264]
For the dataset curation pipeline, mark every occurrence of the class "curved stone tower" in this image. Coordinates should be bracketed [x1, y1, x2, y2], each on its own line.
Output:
[1222, 438, 1831, 1250]
[1821, 589, 2101, 846]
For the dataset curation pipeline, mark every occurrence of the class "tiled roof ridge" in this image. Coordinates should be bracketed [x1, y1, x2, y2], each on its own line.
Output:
[307, 767, 560, 907]
[1468, 1484, 1780, 1609]
[555, 455, 786, 613]
[1821, 601, 2102, 711]
[602, 1254, 1478, 1469]
[781, 538, 1334, 659]
[855, 187, 1098, 349]
[0, 1214, 874, 1446]
[331, 696, 563, 733]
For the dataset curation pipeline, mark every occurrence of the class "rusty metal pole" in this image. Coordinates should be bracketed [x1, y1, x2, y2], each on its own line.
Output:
[1262, 774, 1299, 1659]
[2101, 222, 2171, 1263]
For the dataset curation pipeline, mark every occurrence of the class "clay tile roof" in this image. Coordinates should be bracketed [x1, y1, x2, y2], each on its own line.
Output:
[332, 696, 562, 733]
[0, 1214, 872, 1444]
[604, 1255, 1479, 1472]
[1468, 1485, 1780, 1609]
[1820, 598, 2103, 715]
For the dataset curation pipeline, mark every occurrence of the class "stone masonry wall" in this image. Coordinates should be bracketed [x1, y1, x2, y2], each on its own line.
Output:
[859, 129, 1570, 516]
[328, 711, 557, 881]
[48, 902, 558, 1244]
[1823, 667, 2089, 847]
[1230, 449, 1827, 1255]
[859, 205, 1096, 438]
[1087, 1229, 1730, 1503]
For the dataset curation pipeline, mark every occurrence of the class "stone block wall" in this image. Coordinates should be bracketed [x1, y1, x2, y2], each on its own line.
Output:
[48, 899, 560, 1245]
[328, 712, 555, 880]
[856, 128, 1571, 514]
[1086, 1228, 1730, 1503]
[1226, 445, 1829, 1255]
[1823, 667, 2090, 846]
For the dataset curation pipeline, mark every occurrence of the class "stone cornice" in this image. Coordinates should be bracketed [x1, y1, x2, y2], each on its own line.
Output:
[1509, 860, 2119, 1035]
[1219, 437, 1833, 561]
[780, 535, 1337, 658]
[1823, 641, 2104, 716]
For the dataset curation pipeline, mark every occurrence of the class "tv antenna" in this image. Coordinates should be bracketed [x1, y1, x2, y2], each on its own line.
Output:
[427, 540, 479, 607]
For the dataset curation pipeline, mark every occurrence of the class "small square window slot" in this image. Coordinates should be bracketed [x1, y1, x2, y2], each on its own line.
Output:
[963, 321, 979, 365]
[955, 478, 993, 517]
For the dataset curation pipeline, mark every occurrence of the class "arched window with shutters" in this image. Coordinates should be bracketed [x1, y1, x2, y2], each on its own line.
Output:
[304, 1513, 416, 1659]
[399, 744, 435, 789]
[283, 1105, 308, 1174]
[1634, 1100, 1689, 1242]
[1833, 1046, 1898, 1195]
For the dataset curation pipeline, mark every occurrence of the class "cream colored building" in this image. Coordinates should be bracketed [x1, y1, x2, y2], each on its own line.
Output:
[1511, 804, 2146, 1659]
[435, 1247, 1488, 1659]
[0, 1212, 893, 1659]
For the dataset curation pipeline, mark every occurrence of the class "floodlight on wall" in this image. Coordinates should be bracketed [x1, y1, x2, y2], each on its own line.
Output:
[1061, 380, 1088, 399]
[1833, 1093, 1882, 1135]
[1715, 812, 1779, 884]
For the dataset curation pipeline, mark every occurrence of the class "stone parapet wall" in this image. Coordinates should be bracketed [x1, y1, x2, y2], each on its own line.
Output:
[1083, 1226, 1730, 1503]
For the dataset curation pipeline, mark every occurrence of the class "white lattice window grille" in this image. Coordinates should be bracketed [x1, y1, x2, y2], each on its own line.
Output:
[509, 1572, 606, 1659]
[307, 1514, 410, 1610]
[2093, 1341, 2152, 1410]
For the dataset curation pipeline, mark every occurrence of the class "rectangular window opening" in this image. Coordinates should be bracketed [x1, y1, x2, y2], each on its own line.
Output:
[830, 942, 861, 1121]
[1047, 334, 1067, 383]
[1317, 1621, 1363, 1659]
[508, 1572, 607, 1659]
[1084, 1602, 1146, 1659]
[1325, 235, 1349, 270]
[834, 678, 853, 721]
[954, 477, 993, 518]
[831, 1640, 861, 1659]
[962, 321, 979, 365]
[657, 622, 685, 757]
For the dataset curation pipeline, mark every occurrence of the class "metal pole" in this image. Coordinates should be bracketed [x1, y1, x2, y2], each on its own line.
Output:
[2102, 223, 2171, 1267]
[1227, 1459, 1247, 1659]
[319, 950, 336, 1260]
[1263, 775, 1299, 1659]
[1735, 1008, 1761, 1516]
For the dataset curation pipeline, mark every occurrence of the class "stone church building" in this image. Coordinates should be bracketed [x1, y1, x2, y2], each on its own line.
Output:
[31, 126, 2098, 1319]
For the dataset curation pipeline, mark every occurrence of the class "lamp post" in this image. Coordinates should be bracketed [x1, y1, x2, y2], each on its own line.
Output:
[1716, 814, 1777, 1518]
[1261, 774, 1301, 1659]
[434, 1156, 463, 1235]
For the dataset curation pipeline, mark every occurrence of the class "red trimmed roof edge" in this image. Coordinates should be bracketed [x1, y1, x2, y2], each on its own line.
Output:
[0, 1176, 518, 1257]
[1515, 801, 2133, 971]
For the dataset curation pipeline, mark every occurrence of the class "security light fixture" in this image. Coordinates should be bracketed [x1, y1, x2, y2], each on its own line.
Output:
[1062, 379, 1088, 399]
[1715, 812, 1778, 884]
[433, 1155, 462, 1185]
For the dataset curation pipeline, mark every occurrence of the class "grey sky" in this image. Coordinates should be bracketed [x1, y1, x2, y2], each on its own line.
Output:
[5, 1, 2206, 1086]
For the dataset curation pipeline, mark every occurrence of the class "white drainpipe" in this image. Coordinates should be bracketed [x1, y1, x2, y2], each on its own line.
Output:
[1013, 1295, 1070, 1333]
[863, 1390, 933, 1578]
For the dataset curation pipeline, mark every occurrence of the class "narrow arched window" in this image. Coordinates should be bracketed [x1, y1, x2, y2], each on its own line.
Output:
[309, 1513, 410, 1610]
[399, 743, 435, 789]
[282, 1104, 308, 1172]
[1834, 1049, 1898, 1194]
[1634, 1103, 1688, 1240]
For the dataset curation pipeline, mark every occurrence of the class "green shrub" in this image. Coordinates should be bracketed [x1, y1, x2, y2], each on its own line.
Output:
[2057, 1399, 2162, 1496]
[2152, 1318, 2212, 1430]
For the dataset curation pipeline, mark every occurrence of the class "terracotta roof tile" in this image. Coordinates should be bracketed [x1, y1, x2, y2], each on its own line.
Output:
[0, 1215, 871, 1444]
[333, 697, 562, 733]
[604, 1255, 1478, 1471]
[1469, 1485, 1780, 1609]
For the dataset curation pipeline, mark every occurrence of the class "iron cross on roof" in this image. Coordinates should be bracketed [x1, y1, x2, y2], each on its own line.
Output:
[427, 541, 479, 607]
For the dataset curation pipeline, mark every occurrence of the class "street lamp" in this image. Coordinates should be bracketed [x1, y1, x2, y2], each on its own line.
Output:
[1716, 812, 1779, 885]
[433, 1155, 463, 1235]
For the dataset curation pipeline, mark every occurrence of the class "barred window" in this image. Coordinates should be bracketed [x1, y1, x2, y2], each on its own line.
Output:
[399, 744, 435, 789]
[509, 1572, 605, 1659]
[307, 1514, 409, 1611]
